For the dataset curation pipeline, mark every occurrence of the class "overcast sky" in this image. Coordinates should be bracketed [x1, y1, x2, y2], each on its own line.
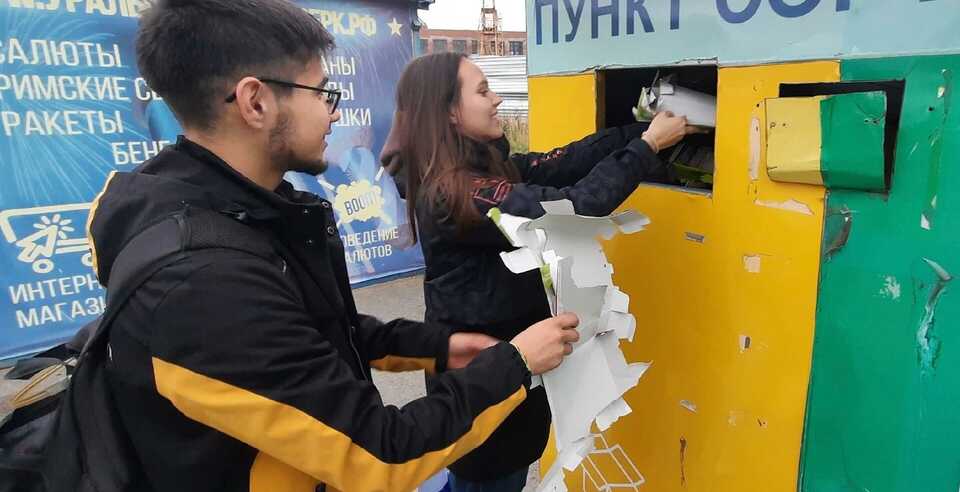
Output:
[418, 0, 526, 32]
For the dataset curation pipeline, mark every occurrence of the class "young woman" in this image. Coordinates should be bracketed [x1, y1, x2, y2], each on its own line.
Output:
[380, 52, 696, 492]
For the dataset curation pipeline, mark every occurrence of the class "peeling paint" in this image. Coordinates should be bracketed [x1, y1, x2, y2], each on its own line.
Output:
[923, 69, 953, 232]
[680, 400, 698, 413]
[680, 437, 688, 487]
[749, 116, 761, 181]
[908, 142, 920, 158]
[921, 213, 931, 230]
[823, 206, 853, 259]
[685, 232, 706, 243]
[743, 255, 762, 273]
[917, 258, 952, 374]
[880, 276, 901, 300]
[944, 69, 953, 115]
[803, 57, 960, 492]
[739, 335, 751, 353]
[755, 198, 814, 215]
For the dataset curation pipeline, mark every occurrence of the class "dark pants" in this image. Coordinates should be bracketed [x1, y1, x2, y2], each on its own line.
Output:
[443, 468, 528, 492]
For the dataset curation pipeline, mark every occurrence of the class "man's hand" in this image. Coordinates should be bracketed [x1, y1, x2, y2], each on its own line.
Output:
[447, 332, 500, 370]
[510, 313, 580, 375]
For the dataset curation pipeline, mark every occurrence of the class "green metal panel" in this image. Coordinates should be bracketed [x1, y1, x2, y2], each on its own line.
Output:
[801, 55, 960, 492]
[821, 91, 887, 192]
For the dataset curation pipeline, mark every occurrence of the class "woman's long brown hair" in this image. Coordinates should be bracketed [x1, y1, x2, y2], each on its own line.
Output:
[394, 52, 520, 243]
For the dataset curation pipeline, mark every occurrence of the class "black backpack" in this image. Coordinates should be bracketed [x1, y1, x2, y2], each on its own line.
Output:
[0, 351, 70, 492]
[0, 207, 277, 492]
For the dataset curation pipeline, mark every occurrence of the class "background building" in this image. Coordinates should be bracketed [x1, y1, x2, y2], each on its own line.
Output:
[416, 26, 525, 56]
[415, 0, 523, 56]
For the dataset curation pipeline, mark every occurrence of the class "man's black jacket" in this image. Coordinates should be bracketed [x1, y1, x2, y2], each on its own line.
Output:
[89, 137, 531, 492]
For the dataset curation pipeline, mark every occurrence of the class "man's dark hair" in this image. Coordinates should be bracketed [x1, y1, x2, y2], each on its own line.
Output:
[136, 0, 334, 129]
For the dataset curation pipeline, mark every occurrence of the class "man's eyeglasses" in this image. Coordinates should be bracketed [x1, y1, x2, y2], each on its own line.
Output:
[225, 78, 341, 114]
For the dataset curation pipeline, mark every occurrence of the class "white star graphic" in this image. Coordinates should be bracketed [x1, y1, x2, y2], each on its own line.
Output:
[388, 17, 403, 36]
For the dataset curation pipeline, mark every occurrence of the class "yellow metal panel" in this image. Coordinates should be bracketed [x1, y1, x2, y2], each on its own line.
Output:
[766, 97, 825, 185]
[528, 73, 597, 152]
[588, 62, 838, 492]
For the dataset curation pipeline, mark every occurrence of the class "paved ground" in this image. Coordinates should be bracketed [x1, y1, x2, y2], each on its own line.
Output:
[354, 274, 430, 408]
[354, 274, 540, 490]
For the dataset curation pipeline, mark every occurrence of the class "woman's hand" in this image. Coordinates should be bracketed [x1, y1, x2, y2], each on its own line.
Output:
[641, 111, 706, 153]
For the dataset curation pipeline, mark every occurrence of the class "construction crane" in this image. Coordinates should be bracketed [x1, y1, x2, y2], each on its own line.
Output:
[478, 0, 503, 56]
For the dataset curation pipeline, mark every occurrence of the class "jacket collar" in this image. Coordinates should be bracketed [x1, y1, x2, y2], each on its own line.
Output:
[172, 136, 328, 222]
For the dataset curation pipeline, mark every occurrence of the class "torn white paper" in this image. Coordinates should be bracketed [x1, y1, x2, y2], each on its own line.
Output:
[633, 75, 717, 127]
[487, 199, 651, 491]
[542, 335, 641, 447]
[596, 398, 632, 431]
[529, 375, 543, 389]
[555, 257, 608, 345]
[540, 199, 576, 215]
[600, 287, 635, 340]
[561, 436, 596, 471]
[500, 247, 543, 274]
[600, 310, 636, 342]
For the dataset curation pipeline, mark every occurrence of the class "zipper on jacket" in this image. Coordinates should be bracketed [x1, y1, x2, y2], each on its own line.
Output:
[346, 323, 368, 381]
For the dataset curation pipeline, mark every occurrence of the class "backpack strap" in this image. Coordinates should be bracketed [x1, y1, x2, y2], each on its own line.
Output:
[45, 206, 280, 492]
[79, 214, 183, 357]
[81, 205, 279, 357]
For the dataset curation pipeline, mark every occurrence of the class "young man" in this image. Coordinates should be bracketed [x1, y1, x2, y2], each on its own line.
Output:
[88, 1, 579, 491]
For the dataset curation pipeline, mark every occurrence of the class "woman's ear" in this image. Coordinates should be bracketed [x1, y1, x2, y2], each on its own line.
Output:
[449, 106, 460, 126]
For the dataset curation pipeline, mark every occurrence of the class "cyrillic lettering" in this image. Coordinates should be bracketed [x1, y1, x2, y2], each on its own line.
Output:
[535, 0, 560, 44]
[28, 39, 52, 65]
[591, 0, 620, 39]
[7, 38, 30, 64]
[96, 43, 122, 67]
[769, 0, 821, 18]
[1, 111, 21, 136]
[87, 0, 118, 16]
[626, 0, 655, 34]
[716, 0, 762, 24]
[562, 0, 585, 42]
[98, 110, 123, 134]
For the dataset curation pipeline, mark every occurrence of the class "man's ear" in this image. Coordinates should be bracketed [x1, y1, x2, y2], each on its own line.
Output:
[232, 77, 271, 129]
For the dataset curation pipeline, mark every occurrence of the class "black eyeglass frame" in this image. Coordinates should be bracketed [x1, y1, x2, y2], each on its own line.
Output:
[224, 77, 341, 114]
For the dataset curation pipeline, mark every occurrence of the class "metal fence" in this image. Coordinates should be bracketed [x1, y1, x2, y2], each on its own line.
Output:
[470, 55, 528, 118]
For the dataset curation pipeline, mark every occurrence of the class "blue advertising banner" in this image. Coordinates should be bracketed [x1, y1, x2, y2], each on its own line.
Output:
[290, 1, 425, 286]
[526, 0, 960, 76]
[0, 0, 422, 359]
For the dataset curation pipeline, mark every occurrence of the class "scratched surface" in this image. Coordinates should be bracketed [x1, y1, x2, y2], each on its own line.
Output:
[801, 55, 960, 492]
[533, 61, 837, 491]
